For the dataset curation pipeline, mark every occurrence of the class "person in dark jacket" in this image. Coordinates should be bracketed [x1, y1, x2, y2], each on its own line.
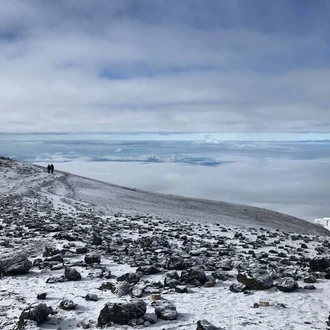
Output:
[47, 164, 51, 173]
[50, 164, 54, 174]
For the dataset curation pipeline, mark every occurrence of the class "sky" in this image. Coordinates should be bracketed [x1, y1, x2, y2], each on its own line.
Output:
[0, 0, 330, 136]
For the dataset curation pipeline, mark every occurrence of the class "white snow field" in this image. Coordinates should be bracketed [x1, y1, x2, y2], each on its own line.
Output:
[0, 157, 330, 330]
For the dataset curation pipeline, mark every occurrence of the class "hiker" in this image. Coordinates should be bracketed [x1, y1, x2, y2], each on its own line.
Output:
[50, 164, 54, 174]
[47, 164, 51, 173]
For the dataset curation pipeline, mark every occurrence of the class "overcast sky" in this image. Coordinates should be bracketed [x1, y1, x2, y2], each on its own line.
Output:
[1, 0, 329, 135]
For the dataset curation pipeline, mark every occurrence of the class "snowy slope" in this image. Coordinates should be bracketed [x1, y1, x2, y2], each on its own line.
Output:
[1, 157, 330, 330]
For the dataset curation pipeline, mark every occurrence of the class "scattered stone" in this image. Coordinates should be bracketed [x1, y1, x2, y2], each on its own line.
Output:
[37, 292, 47, 300]
[98, 300, 146, 326]
[59, 299, 77, 310]
[181, 267, 207, 286]
[237, 271, 273, 290]
[309, 257, 330, 272]
[196, 319, 224, 330]
[64, 267, 82, 281]
[276, 277, 298, 292]
[84, 253, 101, 265]
[229, 283, 247, 293]
[114, 281, 131, 297]
[154, 300, 178, 320]
[85, 293, 98, 301]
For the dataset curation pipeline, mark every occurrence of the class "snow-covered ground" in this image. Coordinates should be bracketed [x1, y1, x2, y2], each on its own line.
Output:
[0, 157, 330, 330]
[315, 218, 330, 232]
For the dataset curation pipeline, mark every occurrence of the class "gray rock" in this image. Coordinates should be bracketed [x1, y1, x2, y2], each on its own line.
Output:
[237, 271, 273, 290]
[59, 299, 77, 310]
[37, 292, 47, 300]
[276, 277, 298, 292]
[98, 300, 146, 326]
[65, 267, 82, 281]
[85, 253, 101, 265]
[309, 257, 330, 272]
[154, 301, 177, 320]
[0, 253, 32, 275]
[181, 267, 207, 285]
[114, 280, 131, 297]
[19, 303, 51, 326]
[229, 282, 247, 293]
[85, 293, 98, 301]
[196, 319, 224, 330]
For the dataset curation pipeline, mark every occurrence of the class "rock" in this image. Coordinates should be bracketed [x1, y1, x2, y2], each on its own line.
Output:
[37, 292, 47, 300]
[309, 257, 330, 272]
[237, 271, 273, 290]
[164, 277, 180, 288]
[154, 301, 178, 320]
[219, 259, 233, 271]
[85, 293, 98, 301]
[143, 313, 158, 324]
[114, 281, 131, 297]
[59, 299, 77, 310]
[99, 282, 115, 292]
[304, 275, 316, 283]
[137, 265, 162, 275]
[43, 247, 61, 257]
[0, 253, 32, 275]
[117, 272, 141, 284]
[304, 284, 316, 290]
[45, 254, 64, 263]
[204, 275, 216, 287]
[65, 267, 82, 281]
[76, 246, 88, 254]
[92, 232, 102, 245]
[196, 319, 224, 330]
[19, 303, 51, 326]
[175, 285, 188, 293]
[181, 267, 207, 285]
[276, 277, 298, 292]
[212, 270, 228, 281]
[131, 284, 145, 298]
[167, 256, 185, 270]
[46, 276, 66, 283]
[229, 283, 247, 293]
[98, 300, 147, 326]
[85, 253, 101, 265]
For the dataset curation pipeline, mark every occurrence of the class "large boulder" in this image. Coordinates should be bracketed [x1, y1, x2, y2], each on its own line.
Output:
[167, 256, 186, 270]
[0, 253, 32, 275]
[84, 253, 101, 265]
[196, 320, 224, 330]
[181, 267, 207, 286]
[98, 300, 146, 326]
[237, 271, 273, 290]
[276, 277, 298, 292]
[154, 301, 177, 320]
[64, 267, 81, 281]
[19, 303, 51, 326]
[309, 257, 330, 272]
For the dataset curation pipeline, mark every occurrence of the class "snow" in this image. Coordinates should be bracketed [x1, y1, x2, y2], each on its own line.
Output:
[315, 218, 330, 232]
[0, 158, 329, 329]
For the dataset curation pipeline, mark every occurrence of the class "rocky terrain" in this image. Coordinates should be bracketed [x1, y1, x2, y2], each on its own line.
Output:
[0, 157, 330, 329]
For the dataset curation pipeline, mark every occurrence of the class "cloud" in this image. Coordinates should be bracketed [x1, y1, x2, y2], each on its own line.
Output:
[0, 1, 329, 133]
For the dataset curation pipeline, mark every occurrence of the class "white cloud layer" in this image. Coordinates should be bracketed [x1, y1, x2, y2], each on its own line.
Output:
[0, 1, 329, 133]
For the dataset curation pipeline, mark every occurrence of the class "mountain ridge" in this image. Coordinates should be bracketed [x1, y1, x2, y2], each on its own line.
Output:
[3, 157, 329, 236]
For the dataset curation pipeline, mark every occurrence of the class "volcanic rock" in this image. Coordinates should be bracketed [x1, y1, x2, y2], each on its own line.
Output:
[97, 300, 146, 326]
